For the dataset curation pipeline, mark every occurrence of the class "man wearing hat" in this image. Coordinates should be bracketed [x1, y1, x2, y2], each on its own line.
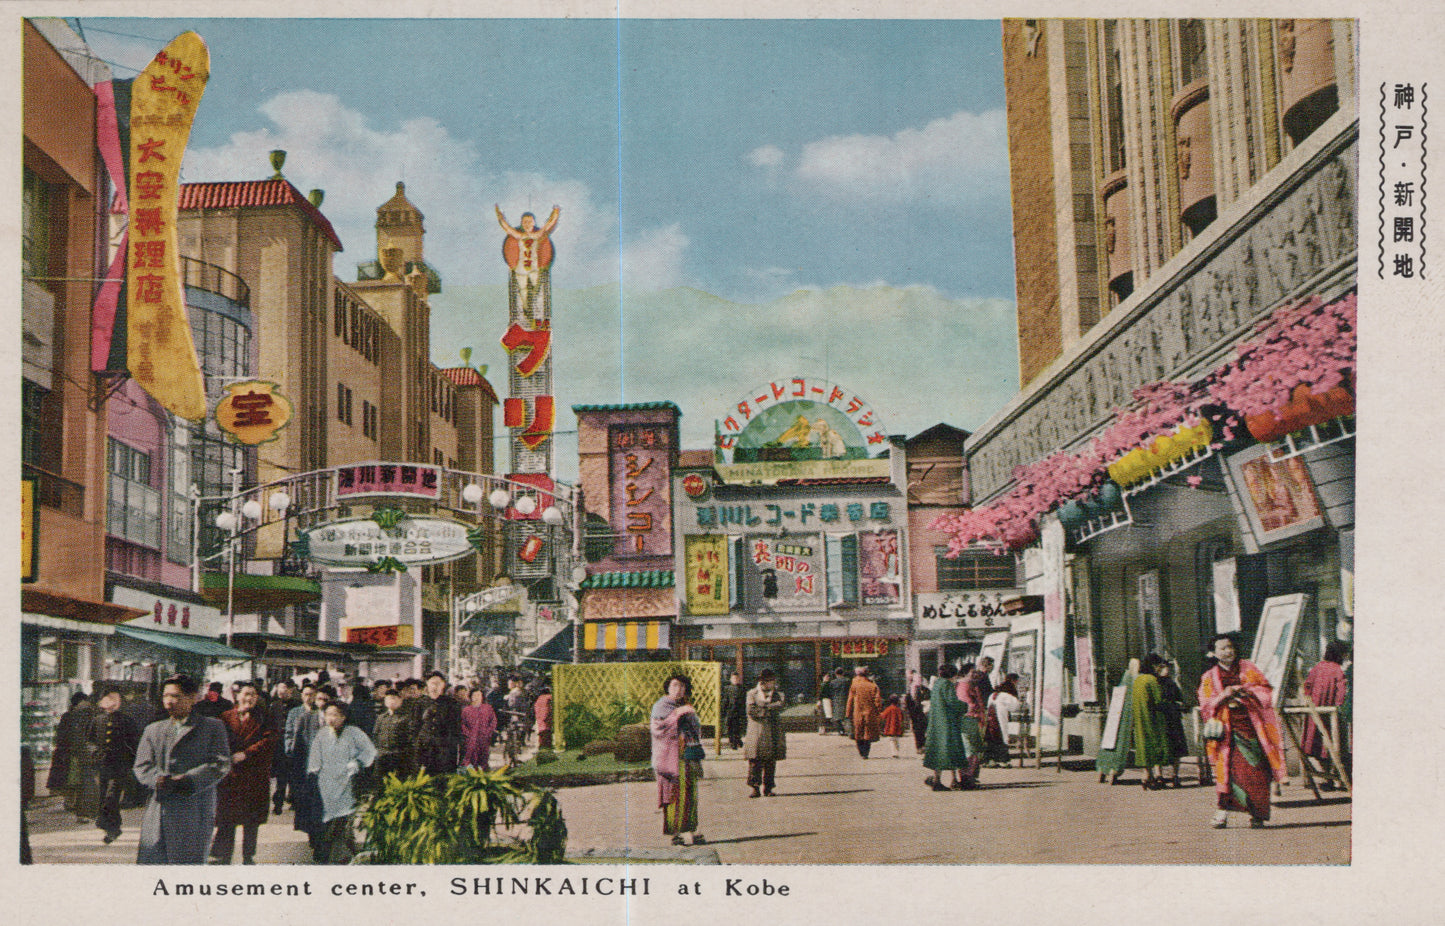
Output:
[87, 686, 141, 843]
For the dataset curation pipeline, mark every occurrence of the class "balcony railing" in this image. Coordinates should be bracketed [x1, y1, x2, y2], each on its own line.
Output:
[181, 256, 249, 307]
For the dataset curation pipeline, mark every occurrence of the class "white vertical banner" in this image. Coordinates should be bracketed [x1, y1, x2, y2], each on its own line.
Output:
[1212, 557, 1241, 634]
[1038, 516, 1067, 749]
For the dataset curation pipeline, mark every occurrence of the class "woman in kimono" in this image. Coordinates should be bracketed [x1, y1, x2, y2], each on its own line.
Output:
[651, 673, 705, 846]
[1301, 640, 1351, 783]
[983, 673, 1021, 768]
[922, 664, 967, 791]
[1198, 633, 1286, 828]
[1096, 658, 1139, 784]
[1131, 654, 1173, 789]
[211, 681, 278, 864]
[460, 687, 499, 770]
[306, 701, 376, 863]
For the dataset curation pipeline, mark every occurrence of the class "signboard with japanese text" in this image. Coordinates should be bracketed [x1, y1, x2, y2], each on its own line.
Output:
[215, 380, 292, 445]
[742, 533, 824, 612]
[915, 589, 1024, 632]
[113, 585, 222, 637]
[125, 32, 209, 421]
[827, 638, 897, 657]
[504, 472, 555, 521]
[716, 377, 891, 462]
[345, 624, 415, 647]
[609, 423, 672, 556]
[689, 496, 897, 531]
[335, 462, 440, 499]
[858, 529, 901, 605]
[301, 514, 471, 567]
[684, 534, 730, 615]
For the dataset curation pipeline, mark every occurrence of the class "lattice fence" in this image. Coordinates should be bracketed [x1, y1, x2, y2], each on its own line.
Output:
[553, 660, 721, 750]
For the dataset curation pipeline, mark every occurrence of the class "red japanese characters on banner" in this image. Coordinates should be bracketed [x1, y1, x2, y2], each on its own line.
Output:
[345, 625, 414, 647]
[828, 639, 892, 657]
[609, 425, 671, 556]
[716, 377, 890, 452]
[335, 463, 440, 498]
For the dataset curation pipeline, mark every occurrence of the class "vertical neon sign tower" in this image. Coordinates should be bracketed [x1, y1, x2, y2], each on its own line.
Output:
[496, 205, 560, 580]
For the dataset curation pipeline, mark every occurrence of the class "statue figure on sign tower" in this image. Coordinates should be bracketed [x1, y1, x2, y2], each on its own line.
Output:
[496, 205, 559, 319]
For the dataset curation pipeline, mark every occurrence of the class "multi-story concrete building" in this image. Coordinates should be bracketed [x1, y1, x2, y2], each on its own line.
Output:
[953, 19, 1358, 751]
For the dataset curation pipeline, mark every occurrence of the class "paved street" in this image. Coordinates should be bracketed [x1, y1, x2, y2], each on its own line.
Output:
[552, 732, 1351, 865]
[27, 732, 1349, 866]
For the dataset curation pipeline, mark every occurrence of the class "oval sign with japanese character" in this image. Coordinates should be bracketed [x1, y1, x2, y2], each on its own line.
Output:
[215, 380, 293, 445]
[300, 514, 474, 568]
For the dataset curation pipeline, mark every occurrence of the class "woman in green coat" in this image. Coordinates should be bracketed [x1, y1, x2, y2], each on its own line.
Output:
[1130, 654, 1173, 789]
[922, 665, 968, 791]
[1096, 659, 1138, 784]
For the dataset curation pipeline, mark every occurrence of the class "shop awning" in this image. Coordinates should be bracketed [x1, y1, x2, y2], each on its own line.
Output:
[582, 620, 671, 651]
[226, 632, 372, 666]
[199, 572, 321, 612]
[115, 625, 252, 659]
[522, 623, 575, 667]
[23, 588, 146, 625]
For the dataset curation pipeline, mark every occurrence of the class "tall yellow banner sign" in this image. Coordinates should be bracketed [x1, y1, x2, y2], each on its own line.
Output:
[684, 535, 730, 615]
[127, 33, 209, 421]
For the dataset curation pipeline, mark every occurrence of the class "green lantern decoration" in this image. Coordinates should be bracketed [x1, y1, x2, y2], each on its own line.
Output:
[371, 507, 408, 530]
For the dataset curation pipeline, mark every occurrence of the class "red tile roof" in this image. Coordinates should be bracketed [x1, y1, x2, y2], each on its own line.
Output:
[179, 179, 343, 250]
[439, 366, 499, 404]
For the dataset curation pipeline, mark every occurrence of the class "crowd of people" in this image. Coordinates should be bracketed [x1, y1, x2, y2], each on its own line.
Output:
[38, 668, 555, 865]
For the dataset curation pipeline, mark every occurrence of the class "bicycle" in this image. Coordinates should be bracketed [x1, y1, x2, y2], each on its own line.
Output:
[499, 709, 530, 769]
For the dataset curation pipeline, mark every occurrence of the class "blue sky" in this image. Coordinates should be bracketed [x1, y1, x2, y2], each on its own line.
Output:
[78, 17, 1019, 457]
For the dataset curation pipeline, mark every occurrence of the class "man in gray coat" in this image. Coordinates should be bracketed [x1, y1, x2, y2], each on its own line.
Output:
[133, 674, 231, 864]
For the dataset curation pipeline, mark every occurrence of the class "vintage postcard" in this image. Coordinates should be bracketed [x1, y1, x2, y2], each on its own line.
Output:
[6, 0, 1441, 922]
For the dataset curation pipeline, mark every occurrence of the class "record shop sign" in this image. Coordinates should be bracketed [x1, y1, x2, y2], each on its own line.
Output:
[302, 515, 473, 568]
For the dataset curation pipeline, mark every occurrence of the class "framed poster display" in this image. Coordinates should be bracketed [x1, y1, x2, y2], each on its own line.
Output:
[1227, 444, 1327, 547]
[1249, 593, 1310, 693]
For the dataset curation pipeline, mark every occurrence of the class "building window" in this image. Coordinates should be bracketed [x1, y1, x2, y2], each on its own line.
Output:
[337, 383, 353, 426]
[361, 400, 378, 441]
[434, 448, 444, 467]
[22, 167, 55, 285]
[825, 534, 860, 606]
[1178, 19, 1208, 86]
[107, 439, 161, 550]
[1103, 21, 1127, 173]
[935, 546, 1017, 590]
[334, 293, 345, 338]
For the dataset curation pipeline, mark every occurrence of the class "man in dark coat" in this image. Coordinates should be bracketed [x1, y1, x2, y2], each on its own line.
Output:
[193, 681, 234, 719]
[346, 676, 376, 737]
[372, 688, 416, 789]
[269, 680, 301, 814]
[87, 686, 141, 843]
[721, 671, 748, 749]
[132, 674, 231, 864]
[283, 683, 321, 816]
[47, 691, 95, 818]
[827, 668, 853, 736]
[414, 671, 463, 776]
[211, 681, 277, 865]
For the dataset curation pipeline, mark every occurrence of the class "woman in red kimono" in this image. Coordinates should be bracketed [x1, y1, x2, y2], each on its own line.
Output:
[1301, 641, 1351, 783]
[1198, 633, 1286, 829]
[212, 681, 278, 864]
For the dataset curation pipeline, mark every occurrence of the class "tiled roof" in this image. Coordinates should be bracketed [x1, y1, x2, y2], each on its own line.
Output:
[579, 570, 675, 590]
[571, 401, 681, 415]
[179, 179, 344, 251]
[438, 366, 500, 403]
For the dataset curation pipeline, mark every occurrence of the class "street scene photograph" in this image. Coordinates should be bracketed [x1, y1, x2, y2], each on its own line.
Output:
[20, 12, 1361, 872]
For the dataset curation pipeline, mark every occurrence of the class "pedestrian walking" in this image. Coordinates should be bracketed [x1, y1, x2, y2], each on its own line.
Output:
[1301, 641, 1351, 784]
[283, 683, 322, 813]
[87, 686, 140, 843]
[958, 657, 994, 788]
[880, 695, 906, 758]
[533, 687, 554, 750]
[721, 671, 748, 749]
[347, 676, 376, 738]
[211, 681, 278, 865]
[269, 680, 301, 814]
[47, 691, 95, 820]
[827, 668, 852, 735]
[846, 666, 883, 758]
[291, 686, 334, 853]
[1198, 633, 1286, 829]
[1130, 654, 1174, 789]
[816, 672, 834, 735]
[305, 701, 376, 864]
[744, 669, 787, 798]
[1154, 659, 1190, 787]
[983, 673, 1021, 767]
[1096, 658, 1140, 785]
[650, 673, 706, 846]
[923, 664, 967, 791]
[132, 674, 232, 864]
[193, 681, 233, 719]
[461, 688, 500, 770]
[415, 671, 464, 776]
[904, 669, 929, 754]
[371, 688, 415, 787]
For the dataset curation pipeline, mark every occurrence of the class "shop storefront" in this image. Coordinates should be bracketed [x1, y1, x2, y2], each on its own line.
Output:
[685, 636, 906, 704]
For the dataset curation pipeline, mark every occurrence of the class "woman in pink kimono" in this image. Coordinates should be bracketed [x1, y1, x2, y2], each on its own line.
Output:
[650, 673, 705, 846]
[1198, 633, 1286, 828]
[1301, 641, 1350, 783]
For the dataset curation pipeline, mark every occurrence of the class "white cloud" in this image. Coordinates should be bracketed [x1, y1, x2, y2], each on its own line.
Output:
[746, 144, 786, 169]
[620, 224, 689, 291]
[180, 91, 685, 289]
[784, 109, 1009, 206]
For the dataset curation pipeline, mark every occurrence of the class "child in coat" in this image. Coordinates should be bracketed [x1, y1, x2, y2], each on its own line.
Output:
[880, 695, 906, 758]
